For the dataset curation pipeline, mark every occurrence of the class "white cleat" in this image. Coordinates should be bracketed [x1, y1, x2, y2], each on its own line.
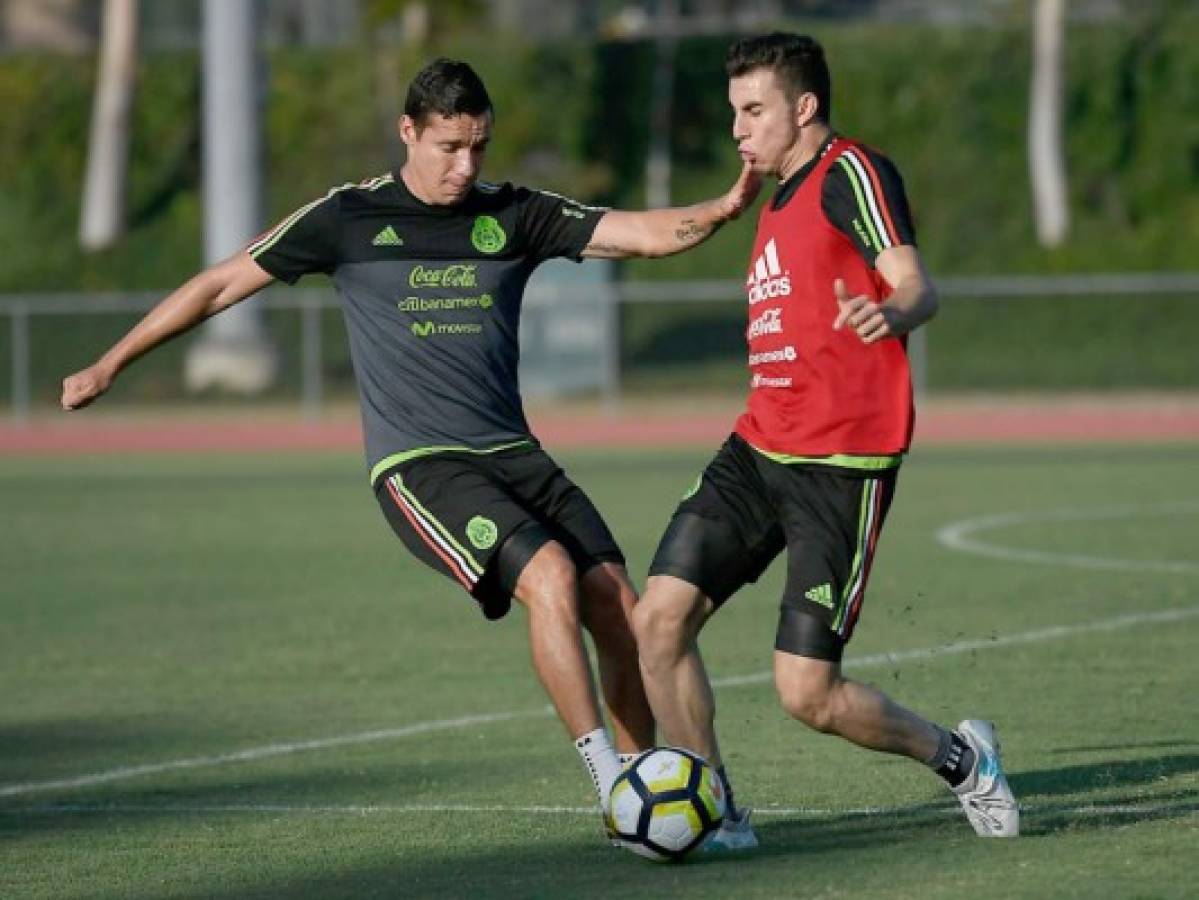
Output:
[953, 719, 1019, 837]
[702, 806, 759, 852]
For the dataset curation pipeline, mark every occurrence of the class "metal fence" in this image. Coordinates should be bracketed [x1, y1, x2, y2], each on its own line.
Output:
[4, 271, 1198, 424]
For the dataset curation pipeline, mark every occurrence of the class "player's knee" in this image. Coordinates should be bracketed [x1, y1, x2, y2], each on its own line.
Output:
[515, 543, 580, 621]
[777, 683, 836, 733]
[581, 566, 637, 632]
[631, 597, 689, 664]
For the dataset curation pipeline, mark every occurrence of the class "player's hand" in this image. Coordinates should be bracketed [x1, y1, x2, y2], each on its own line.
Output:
[61, 364, 114, 411]
[719, 160, 763, 221]
[832, 278, 897, 344]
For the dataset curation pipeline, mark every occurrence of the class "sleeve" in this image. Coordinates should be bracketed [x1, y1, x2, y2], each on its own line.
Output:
[821, 146, 917, 267]
[515, 187, 606, 263]
[247, 189, 342, 284]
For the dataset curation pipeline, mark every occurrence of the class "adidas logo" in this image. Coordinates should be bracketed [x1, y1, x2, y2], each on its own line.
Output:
[746, 238, 790, 304]
[372, 225, 403, 247]
[804, 583, 834, 609]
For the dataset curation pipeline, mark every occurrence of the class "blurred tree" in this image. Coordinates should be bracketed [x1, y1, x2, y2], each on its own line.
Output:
[360, 0, 485, 168]
[184, 0, 277, 395]
[0, 0, 95, 52]
[362, 0, 485, 48]
[80, 0, 138, 251]
[645, 0, 679, 208]
[1029, 0, 1069, 247]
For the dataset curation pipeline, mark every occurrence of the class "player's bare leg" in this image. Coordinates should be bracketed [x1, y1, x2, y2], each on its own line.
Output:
[631, 575, 721, 764]
[512, 541, 623, 810]
[772, 652, 941, 759]
[773, 652, 1019, 837]
[512, 541, 604, 738]
[634, 574, 757, 850]
[578, 561, 654, 754]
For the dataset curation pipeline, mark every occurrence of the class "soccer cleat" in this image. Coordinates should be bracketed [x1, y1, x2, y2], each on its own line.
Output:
[701, 805, 759, 852]
[952, 719, 1019, 837]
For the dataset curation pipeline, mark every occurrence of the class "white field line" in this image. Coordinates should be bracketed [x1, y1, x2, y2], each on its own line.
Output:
[709, 604, 1199, 689]
[0, 709, 551, 800]
[5, 800, 1195, 822]
[5, 605, 1198, 801]
[936, 502, 1199, 575]
[4, 500, 1197, 803]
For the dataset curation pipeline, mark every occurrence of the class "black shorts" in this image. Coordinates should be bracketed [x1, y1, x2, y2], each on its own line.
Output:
[374, 444, 624, 620]
[649, 433, 898, 661]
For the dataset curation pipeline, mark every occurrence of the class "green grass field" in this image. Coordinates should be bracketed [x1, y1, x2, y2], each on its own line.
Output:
[2, 444, 1197, 899]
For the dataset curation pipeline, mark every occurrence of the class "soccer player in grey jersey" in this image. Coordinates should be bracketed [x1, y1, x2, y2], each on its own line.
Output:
[61, 58, 761, 831]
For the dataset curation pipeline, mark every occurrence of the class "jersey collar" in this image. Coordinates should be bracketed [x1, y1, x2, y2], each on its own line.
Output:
[771, 132, 839, 211]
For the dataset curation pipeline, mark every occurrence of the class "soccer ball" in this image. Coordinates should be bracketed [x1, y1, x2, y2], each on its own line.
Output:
[606, 747, 726, 862]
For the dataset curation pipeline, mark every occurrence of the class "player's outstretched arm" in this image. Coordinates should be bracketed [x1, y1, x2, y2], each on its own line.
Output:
[61, 252, 275, 410]
[832, 245, 939, 344]
[582, 161, 761, 260]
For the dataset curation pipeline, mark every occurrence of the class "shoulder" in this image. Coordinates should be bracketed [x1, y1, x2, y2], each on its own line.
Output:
[280, 172, 398, 219]
[331, 172, 404, 208]
[318, 172, 397, 201]
[509, 183, 605, 213]
[825, 140, 905, 189]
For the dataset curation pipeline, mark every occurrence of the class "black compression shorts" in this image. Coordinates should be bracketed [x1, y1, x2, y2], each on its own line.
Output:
[649, 434, 898, 661]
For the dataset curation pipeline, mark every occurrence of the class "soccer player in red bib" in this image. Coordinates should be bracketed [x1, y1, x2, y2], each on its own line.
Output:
[633, 33, 1018, 849]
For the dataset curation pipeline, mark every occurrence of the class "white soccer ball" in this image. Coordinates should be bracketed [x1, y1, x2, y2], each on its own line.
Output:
[606, 747, 726, 862]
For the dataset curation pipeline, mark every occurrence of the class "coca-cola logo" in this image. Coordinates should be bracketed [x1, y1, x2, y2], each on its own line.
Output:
[408, 264, 478, 289]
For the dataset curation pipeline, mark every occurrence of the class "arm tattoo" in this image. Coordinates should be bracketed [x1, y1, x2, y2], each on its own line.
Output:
[674, 218, 712, 244]
[585, 241, 625, 256]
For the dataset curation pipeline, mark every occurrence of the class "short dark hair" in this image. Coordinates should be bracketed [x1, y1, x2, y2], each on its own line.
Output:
[726, 33, 831, 122]
[403, 58, 493, 127]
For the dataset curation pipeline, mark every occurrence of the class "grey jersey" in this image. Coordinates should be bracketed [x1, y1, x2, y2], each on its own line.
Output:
[249, 173, 604, 483]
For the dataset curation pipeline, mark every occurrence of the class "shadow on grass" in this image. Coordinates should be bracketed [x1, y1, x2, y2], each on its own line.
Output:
[0, 760, 493, 842]
[0, 715, 197, 784]
[1048, 740, 1199, 754]
[6, 753, 1199, 898]
[1009, 752, 1199, 798]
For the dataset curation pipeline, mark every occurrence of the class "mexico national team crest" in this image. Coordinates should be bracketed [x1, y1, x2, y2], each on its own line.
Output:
[471, 216, 507, 254]
[466, 515, 498, 550]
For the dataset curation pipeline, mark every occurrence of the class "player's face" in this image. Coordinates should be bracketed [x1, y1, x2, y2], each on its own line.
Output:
[399, 111, 492, 206]
[729, 69, 804, 179]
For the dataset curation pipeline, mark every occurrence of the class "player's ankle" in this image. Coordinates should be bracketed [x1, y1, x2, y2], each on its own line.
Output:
[926, 727, 975, 788]
[576, 727, 622, 804]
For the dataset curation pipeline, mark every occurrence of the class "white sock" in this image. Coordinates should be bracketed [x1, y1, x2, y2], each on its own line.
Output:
[575, 727, 622, 806]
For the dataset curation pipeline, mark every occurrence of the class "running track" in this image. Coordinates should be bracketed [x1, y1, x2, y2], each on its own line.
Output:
[2, 395, 1198, 454]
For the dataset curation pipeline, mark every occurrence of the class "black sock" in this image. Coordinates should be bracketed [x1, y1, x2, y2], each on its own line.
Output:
[929, 729, 975, 788]
[717, 765, 737, 814]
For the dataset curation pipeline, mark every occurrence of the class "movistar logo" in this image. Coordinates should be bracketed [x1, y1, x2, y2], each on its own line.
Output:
[804, 583, 834, 609]
[471, 215, 507, 254]
[409, 320, 483, 338]
[372, 225, 403, 246]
